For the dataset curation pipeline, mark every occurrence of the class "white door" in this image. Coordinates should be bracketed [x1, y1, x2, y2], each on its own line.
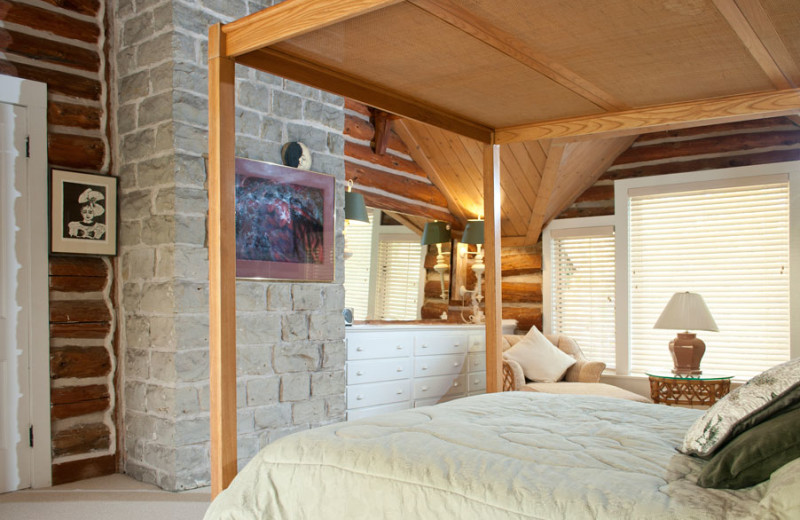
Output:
[0, 100, 32, 493]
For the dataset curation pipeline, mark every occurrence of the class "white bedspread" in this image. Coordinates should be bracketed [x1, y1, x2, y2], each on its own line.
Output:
[205, 392, 774, 519]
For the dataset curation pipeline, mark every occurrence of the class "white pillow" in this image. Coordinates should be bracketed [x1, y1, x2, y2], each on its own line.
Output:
[760, 458, 800, 519]
[502, 327, 576, 383]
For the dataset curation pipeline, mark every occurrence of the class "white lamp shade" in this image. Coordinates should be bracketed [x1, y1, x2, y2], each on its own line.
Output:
[653, 291, 719, 332]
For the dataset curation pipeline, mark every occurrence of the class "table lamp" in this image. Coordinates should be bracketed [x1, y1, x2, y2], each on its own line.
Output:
[421, 221, 451, 301]
[653, 291, 719, 375]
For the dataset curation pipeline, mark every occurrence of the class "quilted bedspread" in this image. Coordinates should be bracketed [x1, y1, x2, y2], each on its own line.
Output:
[204, 392, 775, 519]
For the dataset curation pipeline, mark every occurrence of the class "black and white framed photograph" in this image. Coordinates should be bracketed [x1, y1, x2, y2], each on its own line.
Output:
[50, 169, 118, 256]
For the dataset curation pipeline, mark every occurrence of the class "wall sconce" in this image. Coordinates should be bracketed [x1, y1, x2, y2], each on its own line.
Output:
[459, 219, 485, 324]
[421, 221, 452, 302]
[343, 180, 369, 259]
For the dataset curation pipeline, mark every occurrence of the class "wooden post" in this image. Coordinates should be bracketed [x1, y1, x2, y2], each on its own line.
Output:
[483, 143, 503, 393]
[208, 23, 238, 498]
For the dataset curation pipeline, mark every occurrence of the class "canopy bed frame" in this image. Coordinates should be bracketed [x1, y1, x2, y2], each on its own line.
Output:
[208, 0, 800, 496]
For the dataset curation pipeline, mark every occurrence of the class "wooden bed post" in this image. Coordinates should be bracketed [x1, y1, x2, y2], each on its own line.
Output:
[484, 143, 503, 393]
[208, 23, 238, 497]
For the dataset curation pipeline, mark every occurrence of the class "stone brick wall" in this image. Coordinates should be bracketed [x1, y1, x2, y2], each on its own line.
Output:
[113, 0, 347, 490]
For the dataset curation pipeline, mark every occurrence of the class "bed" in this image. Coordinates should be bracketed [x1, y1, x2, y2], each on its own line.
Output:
[203, 391, 792, 519]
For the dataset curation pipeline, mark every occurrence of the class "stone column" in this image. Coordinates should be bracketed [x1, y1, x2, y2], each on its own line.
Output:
[114, 0, 347, 490]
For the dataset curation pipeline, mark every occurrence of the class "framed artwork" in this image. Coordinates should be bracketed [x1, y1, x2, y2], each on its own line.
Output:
[235, 158, 335, 282]
[50, 169, 118, 256]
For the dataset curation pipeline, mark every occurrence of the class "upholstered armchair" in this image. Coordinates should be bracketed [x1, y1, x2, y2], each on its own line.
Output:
[501, 333, 606, 392]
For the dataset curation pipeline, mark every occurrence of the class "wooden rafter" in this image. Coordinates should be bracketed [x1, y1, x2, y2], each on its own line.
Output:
[222, 0, 400, 57]
[713, 0, 799, 89]
[495, 89, 800, 143]
[393, 118, 469, 225]
[407, 0, 626, 111]
[525, 142, 565, 245]
[237, 47, 494, 143]
[369, 108, 399, 154]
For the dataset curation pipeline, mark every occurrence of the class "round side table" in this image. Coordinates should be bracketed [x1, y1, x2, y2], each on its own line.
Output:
[646, 371, 733, 407]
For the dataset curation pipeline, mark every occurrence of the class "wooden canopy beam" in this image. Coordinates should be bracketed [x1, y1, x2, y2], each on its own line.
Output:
[524, 142, 565, 245]
[369, 108, 399, 154]
[483, 144, 502, 394]
[208, 24, 238, 497]
[408, 0, 626, 111]
[495, 88, 800, 143]
[236, 48, 494, 143]
[221, 0, 400, 58]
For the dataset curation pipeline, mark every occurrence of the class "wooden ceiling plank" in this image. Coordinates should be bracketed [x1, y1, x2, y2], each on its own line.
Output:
[713, 0, 797, 89]
[222, 0, 400, 57]
[407, 0, 625, 111]
[525, 142, 566, 245]
[495, 88, 800, 143]
[393, 118, 469, 224]
[238, 47, 494, 143]
[544, 136, 637, 223]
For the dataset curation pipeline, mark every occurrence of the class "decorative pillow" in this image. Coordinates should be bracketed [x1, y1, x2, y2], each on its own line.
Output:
[681, 357, 800, 457]
[760, 457, 800, 519]
[502, 327, 576, 383]
[697, 405, 800, 489]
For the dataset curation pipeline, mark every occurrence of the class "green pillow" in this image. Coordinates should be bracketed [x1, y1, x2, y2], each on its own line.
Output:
[697, 405, 800, 489]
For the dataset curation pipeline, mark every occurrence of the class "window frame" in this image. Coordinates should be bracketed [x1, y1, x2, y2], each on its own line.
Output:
[613, 161, 800, 376]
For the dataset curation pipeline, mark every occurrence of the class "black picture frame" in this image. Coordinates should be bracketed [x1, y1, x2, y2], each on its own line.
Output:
[50, 169, 118, 256]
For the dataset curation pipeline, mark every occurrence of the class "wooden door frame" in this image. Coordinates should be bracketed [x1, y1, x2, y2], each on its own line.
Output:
[0, 74, 51, 488]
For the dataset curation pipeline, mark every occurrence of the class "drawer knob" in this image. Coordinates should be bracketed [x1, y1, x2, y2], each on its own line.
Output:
[396, 389, 403, 395]
[421, 386, 429, 391]
[453, 362, 459, 367]
[396, 367, 403, 372]
[453, 382, 459, 387]
[421, 365, 428, 371]
[356, 371, 364, 376]
[453, 343, 460, 348]
[356, 395, 364, 400]
[396, 345, 403, 350]
[356, 346, 364, 352]
[421, 344, 428, 348]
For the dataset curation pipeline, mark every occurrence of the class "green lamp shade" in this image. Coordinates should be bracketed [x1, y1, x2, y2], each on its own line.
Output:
[461, 219, 484, 244]
[344, 191, 369, 222]
[421, 221, 451, 245]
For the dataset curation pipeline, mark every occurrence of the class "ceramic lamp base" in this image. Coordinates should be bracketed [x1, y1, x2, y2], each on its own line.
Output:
[669, 332, 705, 375]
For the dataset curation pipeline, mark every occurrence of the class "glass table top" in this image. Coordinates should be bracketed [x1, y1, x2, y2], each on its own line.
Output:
[645, 370, 734, 381]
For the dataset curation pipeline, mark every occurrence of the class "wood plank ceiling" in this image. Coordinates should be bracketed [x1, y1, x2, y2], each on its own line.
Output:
[263, 0, 799, 245]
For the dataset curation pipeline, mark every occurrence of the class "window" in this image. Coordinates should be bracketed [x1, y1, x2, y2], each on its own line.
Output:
[544, 219, 616, 368]
[626, 179, 790, 379]
[343, 210, 425, 321]
[543, 162, 800, 381]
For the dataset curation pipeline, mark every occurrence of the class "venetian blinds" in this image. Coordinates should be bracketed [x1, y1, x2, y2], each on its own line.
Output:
[629, 179, 790, 379]
[551, 227, 616, 368]
[374, 238, 424, 320]
[343, 211, 373, 321]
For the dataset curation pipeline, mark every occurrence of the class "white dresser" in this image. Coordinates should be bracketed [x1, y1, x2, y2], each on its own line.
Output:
[345, 322, 515, 421]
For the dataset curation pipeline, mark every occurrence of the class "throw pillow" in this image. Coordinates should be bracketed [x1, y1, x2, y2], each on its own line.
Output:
[697, 405, 800, 489]
[680, 357, 800, 458]
[502, 327, 576, 383]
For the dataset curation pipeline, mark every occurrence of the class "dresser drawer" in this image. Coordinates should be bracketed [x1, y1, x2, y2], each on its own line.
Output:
[468, 371, 486, 392]
[347, 332, 413, 360]
[414, 374, 467, 400]
[468, 333, 486, 352]
[347, 358, 411, 384]
[347, 380, 411, 409]
[467, 351, 485, 373]
[414, 332, 468, 356]
[414, 354, 465, 378]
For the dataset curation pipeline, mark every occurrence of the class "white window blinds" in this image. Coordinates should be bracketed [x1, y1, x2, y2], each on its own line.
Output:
[374, 238, 423, 320]
[343, 211, 374, 321]
[551, 227, 616, 368]
[629, 180, 790, 379]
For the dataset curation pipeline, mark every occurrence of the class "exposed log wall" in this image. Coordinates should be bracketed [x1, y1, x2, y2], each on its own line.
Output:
[1, 0, 117, 484]
[344, 100, 454, 223]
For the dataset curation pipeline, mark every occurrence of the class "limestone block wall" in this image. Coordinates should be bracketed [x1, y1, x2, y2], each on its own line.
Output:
[113, 0, 346, 490]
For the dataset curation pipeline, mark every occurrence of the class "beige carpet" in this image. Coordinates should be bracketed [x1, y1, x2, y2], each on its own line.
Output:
[0, 474, 210, 519]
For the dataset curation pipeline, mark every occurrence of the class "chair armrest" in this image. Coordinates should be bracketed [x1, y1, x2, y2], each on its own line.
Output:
[564, 360, 606, 383]
[502, 358, 526, 391]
